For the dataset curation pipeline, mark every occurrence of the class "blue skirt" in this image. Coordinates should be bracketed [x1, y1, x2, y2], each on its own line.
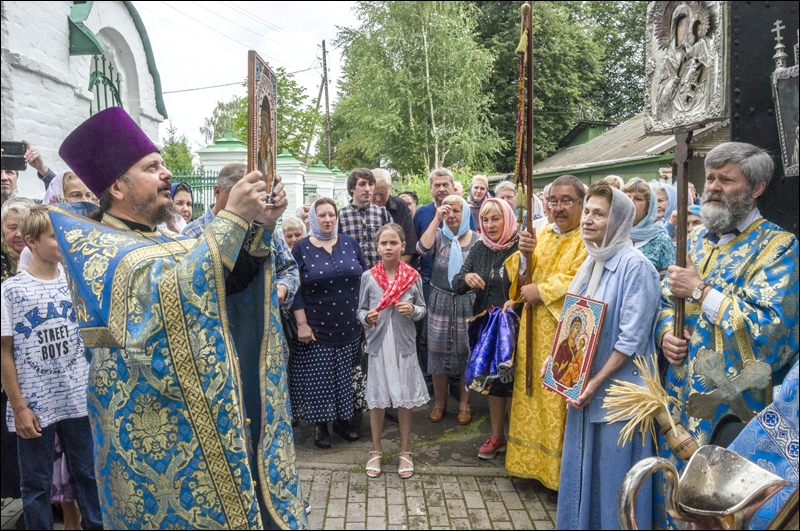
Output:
[289, 338, 361, 423]
[556, 406, 655, 530]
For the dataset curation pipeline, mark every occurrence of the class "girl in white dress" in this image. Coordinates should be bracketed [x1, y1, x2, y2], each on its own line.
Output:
[357, 223, 429, 479]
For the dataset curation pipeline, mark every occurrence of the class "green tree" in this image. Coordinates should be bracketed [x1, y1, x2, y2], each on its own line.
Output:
[584, 1, 647, 122]
[200, 69, 321, 161]
[331, 1, 502, 175]
[161, 125, 194, 172]
[199, 97, 243, 144]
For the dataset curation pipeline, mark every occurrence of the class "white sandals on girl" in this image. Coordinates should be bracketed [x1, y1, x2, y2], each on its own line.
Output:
[398, 452, 414, 479]
[366, 451, 382, 478]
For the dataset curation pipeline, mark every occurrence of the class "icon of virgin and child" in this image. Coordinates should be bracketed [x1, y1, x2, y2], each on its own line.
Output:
[258, 94, 274, 198]
[552, 315, 587, 389]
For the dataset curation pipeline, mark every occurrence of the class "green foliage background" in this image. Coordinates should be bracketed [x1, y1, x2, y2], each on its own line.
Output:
[199, 68, 322, 162]
[198, 1, 647, 182]
[161, 125, 196, 172]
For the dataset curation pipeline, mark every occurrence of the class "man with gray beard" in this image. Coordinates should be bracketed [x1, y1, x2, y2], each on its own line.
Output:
[652, 142, 799, 529]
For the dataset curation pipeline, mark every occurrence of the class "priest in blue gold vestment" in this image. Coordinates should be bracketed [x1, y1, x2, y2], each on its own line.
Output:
[51, 108, 307, 529]
[655, 142, 799, 529]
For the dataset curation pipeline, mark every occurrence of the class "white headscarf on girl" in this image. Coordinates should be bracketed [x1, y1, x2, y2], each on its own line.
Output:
[568, 187, 636, 299]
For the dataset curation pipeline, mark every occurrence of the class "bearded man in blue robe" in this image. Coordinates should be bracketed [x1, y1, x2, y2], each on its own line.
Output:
[655, 142, 799, 529]
[51, 108, 307, 529]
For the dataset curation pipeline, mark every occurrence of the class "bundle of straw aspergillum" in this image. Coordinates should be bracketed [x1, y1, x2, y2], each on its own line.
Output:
[603, 354, 697, 459]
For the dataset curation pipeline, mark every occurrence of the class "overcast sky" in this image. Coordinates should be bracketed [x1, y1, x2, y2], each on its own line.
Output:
[132, 1, 359, 154]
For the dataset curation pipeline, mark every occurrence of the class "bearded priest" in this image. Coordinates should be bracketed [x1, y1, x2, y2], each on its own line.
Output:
[50, 108, 307, 530]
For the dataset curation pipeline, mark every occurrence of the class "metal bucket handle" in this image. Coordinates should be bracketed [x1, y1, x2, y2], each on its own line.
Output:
[618, 456, 696, 530]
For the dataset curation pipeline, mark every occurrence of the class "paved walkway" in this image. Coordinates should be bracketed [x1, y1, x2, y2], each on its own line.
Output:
[299, 466, 556, 530]
[3, 470, 555, 531]
[2, 395, 559, 529]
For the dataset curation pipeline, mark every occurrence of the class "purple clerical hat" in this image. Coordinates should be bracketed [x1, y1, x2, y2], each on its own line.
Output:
[59, 107, 159, 197]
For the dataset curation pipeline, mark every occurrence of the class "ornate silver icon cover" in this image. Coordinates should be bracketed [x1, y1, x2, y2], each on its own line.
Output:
[644, 1, 730, 135]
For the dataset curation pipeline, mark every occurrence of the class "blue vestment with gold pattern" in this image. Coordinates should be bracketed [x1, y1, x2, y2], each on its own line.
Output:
[728, 360, 798, 530]
[48, 206, 307, 530]
[654, 219, 799, 529]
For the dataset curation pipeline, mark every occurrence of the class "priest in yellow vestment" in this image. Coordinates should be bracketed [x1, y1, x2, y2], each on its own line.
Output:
[504, 175, 587, 493]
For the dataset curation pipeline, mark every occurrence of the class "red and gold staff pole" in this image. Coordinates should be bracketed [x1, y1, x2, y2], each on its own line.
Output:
[524, 1, 535, 397]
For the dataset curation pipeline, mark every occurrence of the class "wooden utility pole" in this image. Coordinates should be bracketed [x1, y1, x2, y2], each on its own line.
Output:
[322, 39, 332, 168]
[305, 74, 325, 164]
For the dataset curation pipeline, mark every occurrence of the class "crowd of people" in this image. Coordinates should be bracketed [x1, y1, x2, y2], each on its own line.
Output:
[1, 109, 798, 531]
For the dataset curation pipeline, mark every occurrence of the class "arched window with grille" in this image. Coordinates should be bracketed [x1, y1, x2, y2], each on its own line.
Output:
[88, 54, 123, 116]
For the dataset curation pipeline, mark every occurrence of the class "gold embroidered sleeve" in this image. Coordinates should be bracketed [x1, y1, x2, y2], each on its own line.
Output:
[247, 225, 273, 257]
[191, 212, 249, 273]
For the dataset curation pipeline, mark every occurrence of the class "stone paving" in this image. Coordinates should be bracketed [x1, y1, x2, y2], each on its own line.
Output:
[299, 466, 556, 530]
[2, 469, 556, 530]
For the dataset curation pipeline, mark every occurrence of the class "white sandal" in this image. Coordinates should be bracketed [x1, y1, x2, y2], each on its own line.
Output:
[366, 451, 382, 478]
[398, 452, 414, 480]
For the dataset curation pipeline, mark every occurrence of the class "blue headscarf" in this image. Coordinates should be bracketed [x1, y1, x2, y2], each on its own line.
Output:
[170, 182, 192, 199]
[629, 182, 668, 243]
[661, 184, 677, 224]
[688, 204, 701, 217]
[308, 198, 339, 240]
[441, 197, 472, 288]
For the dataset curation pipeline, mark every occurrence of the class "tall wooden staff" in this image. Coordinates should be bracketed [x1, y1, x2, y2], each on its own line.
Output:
[524, 1, 535, 396]
[513, 2, 535, 396]
[672, 133, 692, 337]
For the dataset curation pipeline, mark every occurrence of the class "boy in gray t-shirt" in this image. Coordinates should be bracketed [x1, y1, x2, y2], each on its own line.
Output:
[0, 205, 102, 530]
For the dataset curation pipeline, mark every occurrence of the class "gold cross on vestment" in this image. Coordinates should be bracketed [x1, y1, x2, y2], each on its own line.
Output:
[685, 348, 772, 423]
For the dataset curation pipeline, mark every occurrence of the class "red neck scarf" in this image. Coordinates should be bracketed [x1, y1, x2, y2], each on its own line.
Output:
[371, 260, 420, 313]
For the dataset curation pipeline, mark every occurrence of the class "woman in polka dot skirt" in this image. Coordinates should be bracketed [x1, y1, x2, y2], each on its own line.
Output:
[358, 223, 429, 479]
[291, 198, 368, 448]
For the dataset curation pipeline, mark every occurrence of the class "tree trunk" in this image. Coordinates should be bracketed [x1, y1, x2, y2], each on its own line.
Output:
[422, 23, 440, 169]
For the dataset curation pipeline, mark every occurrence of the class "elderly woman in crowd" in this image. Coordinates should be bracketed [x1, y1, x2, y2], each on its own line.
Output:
[42, 171, 97, 205]
[495, 180, 542, 226]
[453, 198, 520, 459]
[417, 194, 480, 425]
[1, 197, 35, 282]
[467, 175, 491, 228]
[398, 191, 418, 220]
[19, 173, 99, 271]
[555, 182, 660, 530]
[291, 198, 367, 448]
[651, 181, 677, 225]
[623, 177, 675, 277]
[281, 215, 307, 251]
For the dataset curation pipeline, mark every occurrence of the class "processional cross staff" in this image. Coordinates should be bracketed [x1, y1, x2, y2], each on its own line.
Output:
[514, 2, 535, 396]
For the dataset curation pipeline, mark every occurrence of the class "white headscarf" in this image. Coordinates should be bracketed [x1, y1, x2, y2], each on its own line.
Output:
[569, 187, 636, 298]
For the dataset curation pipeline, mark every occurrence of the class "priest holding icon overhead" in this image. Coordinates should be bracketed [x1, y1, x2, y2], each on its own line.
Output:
[51, 107, 307, 530]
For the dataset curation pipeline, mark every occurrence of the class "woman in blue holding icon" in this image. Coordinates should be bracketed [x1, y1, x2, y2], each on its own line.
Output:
[554, 181, 661, 530]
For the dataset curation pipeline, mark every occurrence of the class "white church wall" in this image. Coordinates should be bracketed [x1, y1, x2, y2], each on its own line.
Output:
[1, 1, 164, 199]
